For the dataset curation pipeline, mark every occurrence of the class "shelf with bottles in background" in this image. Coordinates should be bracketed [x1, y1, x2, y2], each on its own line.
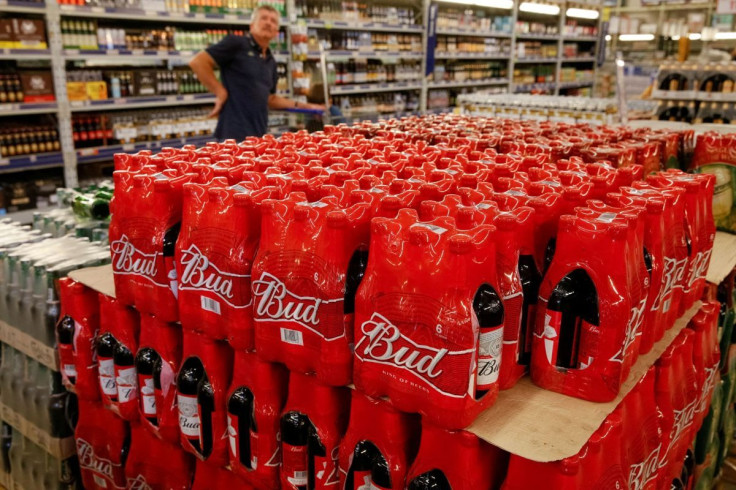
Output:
[57, 0, 286, 17]
[72, 106, 216, 153]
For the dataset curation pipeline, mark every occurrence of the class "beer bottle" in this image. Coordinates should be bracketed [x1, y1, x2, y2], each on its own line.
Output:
[198, 377, 215, 459]
[97, 332, 118, 401]
[177, 357, 204, 452]
[227, 387, 256, 469]
[114, 342, 137, 405]
[307, 422, 326, 489]
[281, 411, 309, 490]
[518, 254, 541, 365]
[473, 284, 504, 398]
[135, 347, 160, 425]
[56, 315, 77, 384]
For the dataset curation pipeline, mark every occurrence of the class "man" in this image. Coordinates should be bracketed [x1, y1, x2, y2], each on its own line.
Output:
[189, 5, 323, 140]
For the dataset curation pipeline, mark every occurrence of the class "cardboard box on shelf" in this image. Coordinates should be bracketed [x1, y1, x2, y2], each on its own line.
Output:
[12, 18, 46, 49]
[19, 71, 55, 103]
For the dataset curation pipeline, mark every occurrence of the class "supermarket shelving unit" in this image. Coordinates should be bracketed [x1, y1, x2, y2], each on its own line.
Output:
[0, 0, 601, 187]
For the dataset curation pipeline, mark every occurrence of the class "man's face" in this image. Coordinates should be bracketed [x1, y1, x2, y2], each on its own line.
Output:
[251, 9, 280, 42]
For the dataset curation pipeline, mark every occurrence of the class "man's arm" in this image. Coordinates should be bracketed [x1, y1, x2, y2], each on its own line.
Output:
[189, 51, 228, 118]
[268, 94, 324, 112]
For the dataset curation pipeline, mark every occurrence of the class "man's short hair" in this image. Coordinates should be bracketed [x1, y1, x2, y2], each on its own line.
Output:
[254, 4, 279, 20]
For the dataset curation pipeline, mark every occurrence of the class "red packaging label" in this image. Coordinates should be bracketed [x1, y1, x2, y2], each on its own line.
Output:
[58, 343, 77, 383]
[355, 311, 474, 397]
[178, 244, 252, 312]
[115, 366, 138, 403]
[282, 442, 308, 488]
[111, 235, 167, 288]
[138, 374, 156, 417]
[77, 438, 127, 490]
[98, 356, 117, 400]
[252, 271, 345, 343]
[177, 393, 201, 442]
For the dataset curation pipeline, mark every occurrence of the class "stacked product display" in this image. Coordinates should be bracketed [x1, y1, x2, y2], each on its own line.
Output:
[458, 93, 618, 125]
[36, 113, 730, 490]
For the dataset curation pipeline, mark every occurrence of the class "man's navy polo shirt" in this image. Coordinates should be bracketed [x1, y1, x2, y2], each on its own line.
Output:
[206, 34, 277, 140]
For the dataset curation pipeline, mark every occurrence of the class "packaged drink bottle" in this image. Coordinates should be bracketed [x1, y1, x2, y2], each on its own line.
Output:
[96, 331, 119, 404]
[75, 399, 130, 490]
[607, 191, 668, 353]
[280, 372, 349, 490]
[56, 315, 77, 385]
[281, 410, 309, 490]
[619, 366, 663, 490]
[531, 211, 643, 402]
[252, 192, 372, 386]
[176, 180, 276, 348]
[177, 329, 233, 466]
[114, 342, 137, 411]
[109, 168, 197, 322]
[136, 313, 182, 443]
[655, 329, 698, 486]
[135, 347, 159, 426]
[630, 182, 689, 331]
[650, 170, 716, 312]
[125, 423, 194, 490]
[177, 357, 204, 454]
[689, 302, 720, 432]
[98, 293, 140, 420]
[226, 350, 288, 488]
[339, 391, 420, 490]
[493, 205, 539, 389]
[406, 424, 508, 490]
[353, 208, 503, 428]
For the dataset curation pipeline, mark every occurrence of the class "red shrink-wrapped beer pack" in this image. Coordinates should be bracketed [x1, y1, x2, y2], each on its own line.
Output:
[280, 371, 349, 490]
[649, 170, 716, 314]
[502, 410, 627, 489]
[606, 190, 668, 354]
[75, 399, 130, 490]
[689, 302, 720, 434]
[97, 294, 140, 420]
[227, 350, 289, 488]
[406, 424, 508, 489]
[619, 366, 663, 490]
[655, 329, 698, 486]
[177, 178, 278, 348]
[252, 192, 371, 386]
[353, 208, 504, 429]
[176, 329, 234, 466]
[531, 206, 648, 402]
[135, 313, 182, 443]
[125, 423, 194, 490]
[110, 168, 196, 322]
[339, 391, 420, 490]
[56, 277, 100, 400]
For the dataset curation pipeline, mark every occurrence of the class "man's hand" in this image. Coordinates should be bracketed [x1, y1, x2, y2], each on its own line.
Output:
[209, 88, 228, 118]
